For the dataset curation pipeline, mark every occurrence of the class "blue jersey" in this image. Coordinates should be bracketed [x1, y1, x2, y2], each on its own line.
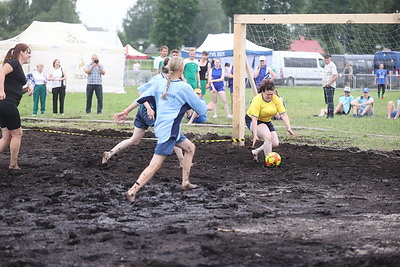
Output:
[254, 65, 272, 86]
[375, 69, 387, 85]
[338, 95, 354, 114]
[136, 79, 207, 144]
[211, 67, 224, 90]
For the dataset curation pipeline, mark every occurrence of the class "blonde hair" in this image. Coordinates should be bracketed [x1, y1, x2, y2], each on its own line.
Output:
[162, 56, 184, 100]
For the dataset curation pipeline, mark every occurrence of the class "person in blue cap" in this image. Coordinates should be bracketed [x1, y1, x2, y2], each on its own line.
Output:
[351, 88, 374, 117]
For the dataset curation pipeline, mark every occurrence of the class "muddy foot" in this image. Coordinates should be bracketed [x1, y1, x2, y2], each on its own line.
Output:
[9, 164, 21, 170]
[125, 191, 136, 202]
[181, 183, 198, 191]
[102, 151, 111, 165]
[251, 150, 259, 162]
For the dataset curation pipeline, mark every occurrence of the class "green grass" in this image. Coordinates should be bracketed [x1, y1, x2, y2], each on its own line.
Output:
[17, 86, 400, 152]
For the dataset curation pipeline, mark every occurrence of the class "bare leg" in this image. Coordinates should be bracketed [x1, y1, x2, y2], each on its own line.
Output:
[9, 128, 23, 170]
[218, 91, 231, 117]
[387, 101, 394, 119]
[212, 91, 218, 117]
[173, 146, 184, 167]
[125, 154, 167, 202]
[102, 127, 146, 164]
[0, 127, 12, 153]
[251, 124, 272, 160]
[334, 102, 344, 114]
[176, 139, 198, 190]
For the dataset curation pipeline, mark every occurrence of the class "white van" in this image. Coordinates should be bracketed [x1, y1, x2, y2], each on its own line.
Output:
[271, 51, 325, 86]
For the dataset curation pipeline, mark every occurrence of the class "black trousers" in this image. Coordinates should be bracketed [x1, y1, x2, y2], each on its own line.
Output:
[323, 86, 335, 117]
[52, 86, 66, 114]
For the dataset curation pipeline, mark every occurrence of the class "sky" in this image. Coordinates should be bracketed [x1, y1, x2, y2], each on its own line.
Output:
[76, 0, 136, 31]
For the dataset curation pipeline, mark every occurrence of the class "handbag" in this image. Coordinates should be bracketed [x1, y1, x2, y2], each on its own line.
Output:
[60, 68, 66, 89]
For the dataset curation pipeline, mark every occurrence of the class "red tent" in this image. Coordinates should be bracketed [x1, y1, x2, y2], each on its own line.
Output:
[125, 44, 148, 60]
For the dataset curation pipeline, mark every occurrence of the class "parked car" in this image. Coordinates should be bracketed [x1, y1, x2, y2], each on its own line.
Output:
[271, 51, 324, 86]
[331, 54, 374, 88]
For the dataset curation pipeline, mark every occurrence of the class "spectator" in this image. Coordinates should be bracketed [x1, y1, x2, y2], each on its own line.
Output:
[224, 62, 231, 88]
[199, 51, 211, 95]
[85, 54, 105, 114]
[0, 43, 33, 170]
[132, 60, 141, 85]
[227, 64, 234, 114]
[171, 49, 180, 57]
[209, 58, 232, 119]
[351, 88, 374, 118]
[253, 55, 276, 87]
[322, 53, 338, 118]
[386, 98, 400, 119]
[48, 59, 67, 115]
[153, 45, 169, 75]
[187, 89, 207, 124]
[340, 63, 353, 87]
[182, 48, 200, 89]
[315, 87, 354, 117]
[374, 63, 388, 100]
[133, 60, 141, 71]
[245, 79, 294, 161]
[27, 63, 47, 116]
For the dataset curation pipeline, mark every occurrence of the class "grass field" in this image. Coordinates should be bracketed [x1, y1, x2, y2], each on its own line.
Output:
[17, 86, 400, 152]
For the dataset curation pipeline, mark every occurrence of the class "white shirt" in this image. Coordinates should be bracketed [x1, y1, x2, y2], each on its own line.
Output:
[322, 61, 338, 88]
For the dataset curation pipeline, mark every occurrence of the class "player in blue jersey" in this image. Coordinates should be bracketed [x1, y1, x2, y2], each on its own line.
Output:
[253, 56, 276, 87]
[374, 64, 388, 99]
[102, 58, 184, 166]
[114, 56, 207, 203]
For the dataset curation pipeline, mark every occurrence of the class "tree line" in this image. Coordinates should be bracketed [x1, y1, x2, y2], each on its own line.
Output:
[0, 0, 398, 54]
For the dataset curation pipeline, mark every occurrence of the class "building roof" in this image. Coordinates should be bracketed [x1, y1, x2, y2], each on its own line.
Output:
[290, 36, 324, 54]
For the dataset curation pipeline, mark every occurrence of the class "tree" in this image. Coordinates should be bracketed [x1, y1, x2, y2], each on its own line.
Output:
[221, 0, 260, 20]
[0, 0, 80, 40]
[122, 0, 157, 49]
[150, 0, 199, 50]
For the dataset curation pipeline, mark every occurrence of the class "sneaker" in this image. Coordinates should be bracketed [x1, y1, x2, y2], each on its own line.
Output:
[213, 114, 218, 119]
[32, 114, 36, 116]
[227, 114, 233, 118]
[61, 113, 65, 116]
[381, 96, 384, 99]
[353, 114, 358, 118]
[53, 113, 57, 116]
[313, 114, 320, 117]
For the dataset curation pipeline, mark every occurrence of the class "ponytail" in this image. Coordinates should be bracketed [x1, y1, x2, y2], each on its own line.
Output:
[162, 70, 173, 100]
[161, 56, 184, 100]
[3, 43, 30, 65]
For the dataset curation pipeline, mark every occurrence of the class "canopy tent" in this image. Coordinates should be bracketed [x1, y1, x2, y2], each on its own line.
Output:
[0, 21, 125, 93]
[125, 44, 148, 60]
[181, 33, 273, 69]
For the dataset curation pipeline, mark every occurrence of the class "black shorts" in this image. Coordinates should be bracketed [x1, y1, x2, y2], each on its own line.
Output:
[0, 101, 21, 130]
[245, 114, 276, 132]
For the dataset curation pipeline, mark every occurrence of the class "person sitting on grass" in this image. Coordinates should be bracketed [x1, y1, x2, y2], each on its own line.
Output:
[351, 88, 374, 118]
[387, 98, 400, 119]
[314, 87, 354, 117]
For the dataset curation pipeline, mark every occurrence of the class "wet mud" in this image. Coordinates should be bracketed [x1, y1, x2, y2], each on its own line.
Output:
[1, 128, 399, 266]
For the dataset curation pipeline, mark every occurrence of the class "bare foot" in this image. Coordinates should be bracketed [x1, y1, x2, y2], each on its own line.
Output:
[125, 191, 136, 202]
[102, 151, 111, 165]
[251, 149, 259, 162]
[181, 183, 198, 191]
[9, 164, 21, 170]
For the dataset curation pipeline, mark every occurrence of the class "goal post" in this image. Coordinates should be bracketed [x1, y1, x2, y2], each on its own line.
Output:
[232, 13, 400, 146]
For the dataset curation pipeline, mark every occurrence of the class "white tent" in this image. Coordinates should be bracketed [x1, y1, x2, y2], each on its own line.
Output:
[125, 44, 148, 60]
[181, 33, 273, 69]
[0, 21, 125, 93]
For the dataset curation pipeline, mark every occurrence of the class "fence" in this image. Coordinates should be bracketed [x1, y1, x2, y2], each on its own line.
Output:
[336, 74, 400, 90]
[124, 70, 153, 86]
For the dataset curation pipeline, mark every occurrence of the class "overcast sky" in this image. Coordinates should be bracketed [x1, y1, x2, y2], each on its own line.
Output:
[76, 0, 136, 31]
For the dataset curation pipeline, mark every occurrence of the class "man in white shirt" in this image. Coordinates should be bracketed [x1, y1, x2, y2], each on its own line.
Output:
[322, 53, 338, 118]
[153, 46, 169, 76]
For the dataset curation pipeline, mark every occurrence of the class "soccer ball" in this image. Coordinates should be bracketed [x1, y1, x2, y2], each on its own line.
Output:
[265, 152, 281, 167]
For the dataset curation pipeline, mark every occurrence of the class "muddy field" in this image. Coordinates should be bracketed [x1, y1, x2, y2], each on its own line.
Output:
[1, 127, 399, 266]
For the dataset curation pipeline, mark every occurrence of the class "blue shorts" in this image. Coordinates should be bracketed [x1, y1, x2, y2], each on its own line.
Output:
[391, 110, 398, 118]
[245, 114, 276, 132]
[134, 105, 155, 130]
[187, 114, 207, 123]
[155, 135, 187, 156]
[211, 83, 225, 92]
[359, 108, 374, 116]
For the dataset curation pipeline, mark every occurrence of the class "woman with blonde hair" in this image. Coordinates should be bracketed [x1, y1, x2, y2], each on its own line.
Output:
[114, 56, 207, 203]
[0, 43, 33, 170]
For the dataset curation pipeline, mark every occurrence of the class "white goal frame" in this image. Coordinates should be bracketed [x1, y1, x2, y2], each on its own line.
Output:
[232, 13, 400, 146]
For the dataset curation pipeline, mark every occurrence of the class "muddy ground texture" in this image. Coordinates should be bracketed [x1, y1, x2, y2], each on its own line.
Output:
[1, 127, 400, 266]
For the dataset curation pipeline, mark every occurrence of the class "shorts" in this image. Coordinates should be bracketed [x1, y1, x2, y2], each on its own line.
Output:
[245, 114, 276, 133]
[0, 101, 21, 130]
[134, 105, 155, 130]
[188, 114, 207, 123]
[391, 110, 398, 118]
[359, 108, 374, 116]
[155, 135, 186, 156]
[211, 86, 225, 93]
